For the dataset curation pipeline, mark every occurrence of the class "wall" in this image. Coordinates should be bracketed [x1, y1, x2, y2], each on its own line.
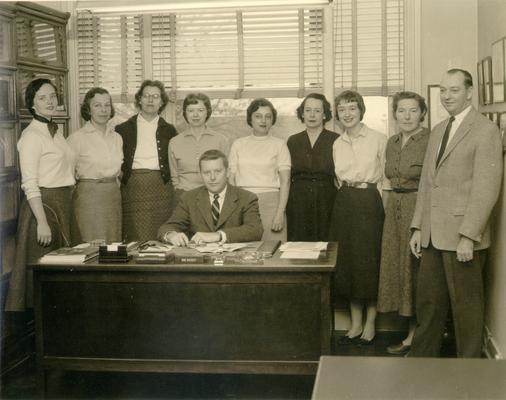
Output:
[478, 0, 506, 359]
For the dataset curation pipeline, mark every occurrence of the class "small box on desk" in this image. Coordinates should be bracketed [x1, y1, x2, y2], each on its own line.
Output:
[98, 242, 138, 263]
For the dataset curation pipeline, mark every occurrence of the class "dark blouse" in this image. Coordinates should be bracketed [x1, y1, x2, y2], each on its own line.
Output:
[385, 128, 430, 190]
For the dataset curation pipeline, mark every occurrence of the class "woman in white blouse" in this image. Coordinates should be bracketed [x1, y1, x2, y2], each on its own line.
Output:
[330, 90, 388, 346]
[6, 78, 79, 311]
[67, 87, 123, 243]
[229, 98, 291, 241]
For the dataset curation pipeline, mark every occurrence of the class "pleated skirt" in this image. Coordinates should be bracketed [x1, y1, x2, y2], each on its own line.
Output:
[74, 180, 122, 243]
[121, 170, 175, 242]
[6, 186, 80, 311]
[329, 186, 384, 301]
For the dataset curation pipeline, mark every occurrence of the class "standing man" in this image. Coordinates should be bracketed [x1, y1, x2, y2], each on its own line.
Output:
[409, 68, 503, 358]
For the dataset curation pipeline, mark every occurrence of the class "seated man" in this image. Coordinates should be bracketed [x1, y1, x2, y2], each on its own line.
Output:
[158, 149, 263, 246]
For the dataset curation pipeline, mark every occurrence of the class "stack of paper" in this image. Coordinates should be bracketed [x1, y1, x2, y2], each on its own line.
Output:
[39, 243, 99, 264]
[279, 242, 328, 260]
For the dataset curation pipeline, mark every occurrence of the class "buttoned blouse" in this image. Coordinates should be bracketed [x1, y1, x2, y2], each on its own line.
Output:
[17, 119, 76, 200]
[229, 134, 291, 194]
[332, 124, 388, 188]
[384, 128, 430, 190]
[133, 114, 160, 170]
[67, 121, 123, 180]
[169, 127, 230, 191]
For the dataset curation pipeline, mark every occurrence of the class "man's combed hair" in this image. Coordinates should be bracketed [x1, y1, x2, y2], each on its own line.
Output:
[199, 149, 228, 169]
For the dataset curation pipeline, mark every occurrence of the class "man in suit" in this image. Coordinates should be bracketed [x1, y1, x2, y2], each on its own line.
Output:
[158, 149, 263, 246]
[409, 68, 503, 358]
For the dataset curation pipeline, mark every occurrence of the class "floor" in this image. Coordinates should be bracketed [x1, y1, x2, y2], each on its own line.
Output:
[1, 331, 457, 399]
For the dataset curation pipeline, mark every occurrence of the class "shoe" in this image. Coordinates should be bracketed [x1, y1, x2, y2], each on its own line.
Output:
[337, 335, 361, 345]
[387, 343, 411, 355]
[357, 337, 375, 346]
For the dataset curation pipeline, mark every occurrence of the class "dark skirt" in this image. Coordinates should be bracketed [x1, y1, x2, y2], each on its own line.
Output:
[121, 170, 175, 242]
[286, 177, 337, 241]
[6, 186, 80, 311]
[74, 180, 122, 243]
[329, 186, 384, 301]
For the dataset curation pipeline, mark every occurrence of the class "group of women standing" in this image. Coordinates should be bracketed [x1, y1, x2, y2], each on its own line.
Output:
[7, 77, 430, 355]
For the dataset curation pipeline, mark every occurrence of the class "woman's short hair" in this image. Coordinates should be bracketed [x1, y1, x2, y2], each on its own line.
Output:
[199, 149, 228, 169]
[392, 91, 427, 122]
[182, 93, 212, 123]
[246, 98, 277, 127]
[134, 80, 169, 113]
[80, 87, 115, 121]
[296, 93, 332, 123]
[25, 78, 58, 117]
[334, 90, 366, 121]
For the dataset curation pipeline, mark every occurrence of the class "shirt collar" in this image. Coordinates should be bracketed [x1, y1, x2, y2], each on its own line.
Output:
[137, 113, 159, 125]
[341, 124, 367, 143]
[452, 105, 472, 125]
[83, 121, 113, 135]
[183, 126, 213, 137]
[208, 185, 228, 201]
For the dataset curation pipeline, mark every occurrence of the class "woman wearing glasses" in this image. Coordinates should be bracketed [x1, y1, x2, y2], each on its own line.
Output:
[115, 80, 178, 242]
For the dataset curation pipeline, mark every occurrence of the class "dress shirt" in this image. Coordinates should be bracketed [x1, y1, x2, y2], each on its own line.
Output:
[207, 185, 227, 212]
[67, 121, 123, 179]
[132, 114, 160, 170]
[169, 127, 230, 191]
[332, 124, 388, 188]
[17, 119, 75, 200]
[384, 128, 430, 190]
[436, 105, 472, 157]
[229, 134, 291, 193]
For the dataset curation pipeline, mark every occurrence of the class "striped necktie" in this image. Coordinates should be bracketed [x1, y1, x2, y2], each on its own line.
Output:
[212, 193, 220, 227]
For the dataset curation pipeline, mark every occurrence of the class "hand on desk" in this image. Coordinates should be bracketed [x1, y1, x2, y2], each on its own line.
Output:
[165, 231, 221, 247]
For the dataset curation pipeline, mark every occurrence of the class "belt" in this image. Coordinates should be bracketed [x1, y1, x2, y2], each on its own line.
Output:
[292, 174, 332, 182]
[341, 181, 377, 189]
[392, 188, 418, 193]
[78, 177, 117, 183]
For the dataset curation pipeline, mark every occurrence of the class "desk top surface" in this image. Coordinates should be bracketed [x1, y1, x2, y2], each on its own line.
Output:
[312, 356, 506, 400]
[32, 242, 337, 273]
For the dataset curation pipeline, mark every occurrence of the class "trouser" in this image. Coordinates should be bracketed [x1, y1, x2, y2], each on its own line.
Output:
[409, 242, 486, 358]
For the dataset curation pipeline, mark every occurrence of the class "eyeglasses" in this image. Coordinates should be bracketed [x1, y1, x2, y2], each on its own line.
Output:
[142, 93, 161, 100]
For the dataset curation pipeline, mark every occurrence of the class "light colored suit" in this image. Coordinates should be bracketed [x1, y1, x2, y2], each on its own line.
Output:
[158, 184, 263, 243]
[409, 107, 503, 358]
[411, 107, 502, 250]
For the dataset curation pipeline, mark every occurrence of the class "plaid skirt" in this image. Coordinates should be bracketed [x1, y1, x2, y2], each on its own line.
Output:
[121, 170, 175, 242]
[6, 186, 80, 311]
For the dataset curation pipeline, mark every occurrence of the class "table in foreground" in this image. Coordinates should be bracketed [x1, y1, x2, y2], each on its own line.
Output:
[33, 243, 336, 394]
[312, 356, 506, 400]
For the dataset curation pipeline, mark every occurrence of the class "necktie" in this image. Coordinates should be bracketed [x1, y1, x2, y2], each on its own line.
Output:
[212, 193, 220, 227]
[33, 114, 58, 137]
[435, 116, 455, 167]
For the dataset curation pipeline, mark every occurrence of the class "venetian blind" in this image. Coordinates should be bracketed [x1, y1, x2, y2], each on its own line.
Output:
[334, 0, 404, 95]
[77, 11, 143, 101]
[76, 6, 324, 99]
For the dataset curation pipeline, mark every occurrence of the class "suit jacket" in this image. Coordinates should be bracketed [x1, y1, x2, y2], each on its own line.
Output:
[411, 107, 503, 251]
[158, 185, 263, 243]
[115, 114, 178, 185]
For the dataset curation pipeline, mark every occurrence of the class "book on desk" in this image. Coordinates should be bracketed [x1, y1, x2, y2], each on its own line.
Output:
[39, 243, 99, 264]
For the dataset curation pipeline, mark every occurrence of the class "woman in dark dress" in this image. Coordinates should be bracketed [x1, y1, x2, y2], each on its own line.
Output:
[286, 93, 339, 241]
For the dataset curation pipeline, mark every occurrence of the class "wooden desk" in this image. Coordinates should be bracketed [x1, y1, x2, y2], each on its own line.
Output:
[33, 243, 336, 393]
[312, 356, 506, 399]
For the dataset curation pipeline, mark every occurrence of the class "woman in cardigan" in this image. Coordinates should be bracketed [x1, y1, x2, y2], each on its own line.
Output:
[67, 87, 123, 243]
[6, 78, 79, 311]
[286, 93, 339, 241]
[115, 80, 178, 242]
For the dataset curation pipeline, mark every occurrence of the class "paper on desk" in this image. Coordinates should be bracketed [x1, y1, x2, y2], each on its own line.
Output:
[279, 242, 328, 252]
[193, 242, 251, 253]
[280, 250, 321, 259]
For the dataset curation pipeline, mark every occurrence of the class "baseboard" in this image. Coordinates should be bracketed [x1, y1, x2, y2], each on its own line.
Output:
[483, 327, 503, 359]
